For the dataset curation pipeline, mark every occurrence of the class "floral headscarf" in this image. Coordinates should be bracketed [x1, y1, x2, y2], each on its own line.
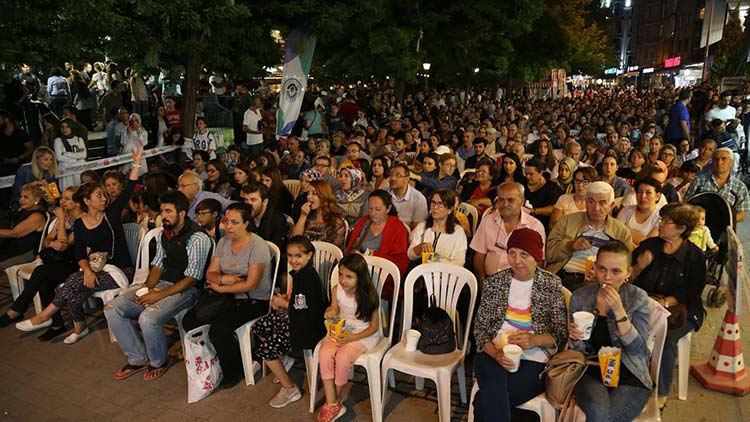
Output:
[300, 168, 321, 183]
[335, 165, 367, 203]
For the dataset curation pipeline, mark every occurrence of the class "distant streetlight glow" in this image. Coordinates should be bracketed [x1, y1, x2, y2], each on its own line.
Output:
[474, 67, 480, 73]
[422, 63, 431, 71]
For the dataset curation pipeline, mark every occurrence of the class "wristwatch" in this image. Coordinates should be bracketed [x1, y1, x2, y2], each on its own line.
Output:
[615, 315, 629, 323]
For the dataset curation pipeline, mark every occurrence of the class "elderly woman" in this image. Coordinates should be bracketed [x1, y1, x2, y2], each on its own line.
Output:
[631, 203, 705, 410]
[473, 228, 568, 420]
[549, 167, 599, 230]
[616, 178, 663, 247]
[569, 241, 653, 421]
[556, 157, 578, 194]
[408, 189, 468, 266]
[0, 184, 48, 270]
[335, 165, 369, 228]
[291, 180, 348, 251]
[0, 186, 83, 341]
[11, 146, 59, 209]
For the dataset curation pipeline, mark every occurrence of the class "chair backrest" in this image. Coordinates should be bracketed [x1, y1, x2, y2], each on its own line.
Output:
[36, 213, 55, 252]
[401, 262, 478, 355]
[327, 256, 401, 341]
[647, 298, 669, 390]
[133, 227, 163, 284]
[364, 255, 401, 340]
[283, 179, 301, 199]
[123, 223, 145, 265]
[459, 202, 479, 236]
[481, 205, 494, 221]
[265, 241, 281, 313]
[343, 219, 350, 244]
[309, 241, 344, 301]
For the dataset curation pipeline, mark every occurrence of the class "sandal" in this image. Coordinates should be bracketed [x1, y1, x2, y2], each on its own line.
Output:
[143, 358, 172, 381]
[114, 363, 149, 380]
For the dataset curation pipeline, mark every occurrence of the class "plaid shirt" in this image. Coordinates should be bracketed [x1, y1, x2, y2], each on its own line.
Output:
[152, 231, 212, 281]
[685, 174, 750, 213]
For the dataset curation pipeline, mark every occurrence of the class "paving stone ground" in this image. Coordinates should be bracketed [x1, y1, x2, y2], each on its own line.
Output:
[2, 222, 750, 421]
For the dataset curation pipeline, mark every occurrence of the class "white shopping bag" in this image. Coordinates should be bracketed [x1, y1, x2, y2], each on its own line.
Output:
[184, 324, 223, 403]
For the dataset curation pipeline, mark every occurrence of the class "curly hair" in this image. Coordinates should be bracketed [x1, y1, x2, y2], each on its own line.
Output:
[309, 179, 344, 225]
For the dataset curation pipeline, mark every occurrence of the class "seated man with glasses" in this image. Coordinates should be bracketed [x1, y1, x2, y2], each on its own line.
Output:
[546, 181, 632, 291]
[470, 182, 546, 287]
[410, 151, 459, 200]
[314, 155, 339, 190]
[177, 171, 234, 222]
[388, 163, 428, 230]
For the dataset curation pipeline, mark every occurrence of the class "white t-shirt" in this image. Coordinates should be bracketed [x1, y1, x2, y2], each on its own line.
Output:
[407, 223, 468, 266]
[705, 105, 737, 123]
[553, 194, 586, 215]
[192, 132, 217, 159]
[242, 108, 263, 145]
[497, 278, 548, 363]
[616, 205, 661, 239]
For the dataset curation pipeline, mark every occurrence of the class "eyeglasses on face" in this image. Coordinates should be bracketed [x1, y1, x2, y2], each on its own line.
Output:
[430, 200, 446, 208]
[574, 178, 591, 185]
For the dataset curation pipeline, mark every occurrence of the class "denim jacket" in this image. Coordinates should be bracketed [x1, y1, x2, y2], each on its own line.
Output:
[568, 283, 653, 390]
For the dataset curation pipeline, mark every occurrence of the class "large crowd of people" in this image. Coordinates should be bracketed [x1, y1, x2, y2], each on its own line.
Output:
[2, 67, 750, 421]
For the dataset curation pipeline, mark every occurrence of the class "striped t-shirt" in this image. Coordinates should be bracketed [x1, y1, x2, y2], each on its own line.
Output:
[498, 278, 548, 363]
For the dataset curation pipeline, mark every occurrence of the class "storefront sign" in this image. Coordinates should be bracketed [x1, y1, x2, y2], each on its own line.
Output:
[665, 56, 681, 68]
[642, 67, 655, 74]
[627, 66, 639, 72]
[604, 67, 617, 75]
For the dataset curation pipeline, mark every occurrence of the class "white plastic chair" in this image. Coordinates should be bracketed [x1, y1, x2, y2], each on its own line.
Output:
[5, 215, 55, 314]
[122, 223, 145, 265]
[234, 241, 281, 385]
[283, 179, 301, 199]
[571, 298, 669, 422]
[309, 241, 344, 302]
[307, 256, 400, 422]
[381, 262, 478, 422]
[677, 332, 691, 400]
[459, 202, 479, 236]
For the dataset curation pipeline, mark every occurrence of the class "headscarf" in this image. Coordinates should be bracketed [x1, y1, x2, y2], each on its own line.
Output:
[60, 118, 76, 140]
[335, 165, 367, 203]
[300, 168, 321, 183]
[557, 157, 578, 187]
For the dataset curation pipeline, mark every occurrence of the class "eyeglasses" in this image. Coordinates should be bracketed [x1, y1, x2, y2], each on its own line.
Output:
[315, 162, 330, 168]
[659, 218, 675, 226]
[573, 178, 591, 185]
[430, 200, 446, 208]
[347, 149, 360, 154]
[389, 173, 408, 178]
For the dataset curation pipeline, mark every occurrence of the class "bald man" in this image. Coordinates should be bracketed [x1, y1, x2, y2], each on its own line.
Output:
[177, 171, 234, 221]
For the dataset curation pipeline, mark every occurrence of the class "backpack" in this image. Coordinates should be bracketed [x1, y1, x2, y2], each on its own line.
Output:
[416, 293, 456, 355]
[539, 349, 598, 420]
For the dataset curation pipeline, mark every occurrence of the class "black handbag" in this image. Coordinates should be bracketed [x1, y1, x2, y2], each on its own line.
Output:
[192, 290, 235, 323]
[416, 294, 457, 355]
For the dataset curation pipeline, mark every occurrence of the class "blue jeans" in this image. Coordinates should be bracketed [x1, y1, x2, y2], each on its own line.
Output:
[104, 281, 198, 367]
[574, 374, 652, 422]
[659, 320, 697, 396]
[473, 351, 546, 422]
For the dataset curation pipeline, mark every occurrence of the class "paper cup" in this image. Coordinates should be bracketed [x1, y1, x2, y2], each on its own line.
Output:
[502, 344, 523, 373]
[135, 287, 149, 297]
[405, 329, 421, 352]
[573, 311, 595, 340]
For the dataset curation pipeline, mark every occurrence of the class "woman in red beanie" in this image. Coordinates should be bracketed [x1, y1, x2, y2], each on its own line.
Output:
[472, 228, 568, 421]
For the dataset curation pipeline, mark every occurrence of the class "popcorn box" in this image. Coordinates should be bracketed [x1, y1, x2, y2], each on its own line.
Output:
[598, 346, 621, 387]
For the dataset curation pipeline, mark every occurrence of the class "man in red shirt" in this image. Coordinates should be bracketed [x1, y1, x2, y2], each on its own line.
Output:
[164, 96, 182, 128]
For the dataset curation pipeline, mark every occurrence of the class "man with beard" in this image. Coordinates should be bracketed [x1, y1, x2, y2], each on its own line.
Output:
[104, 191, 212, 381]
[240, 182, 287, 251]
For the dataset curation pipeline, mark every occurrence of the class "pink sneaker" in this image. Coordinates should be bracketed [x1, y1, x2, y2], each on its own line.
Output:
[317, 402, 346, 422]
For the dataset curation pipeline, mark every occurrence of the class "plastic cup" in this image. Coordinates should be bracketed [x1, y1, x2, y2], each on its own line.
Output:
[573, 311, 595, 340]
[135, 287, 149, 297]
[405, 329, 421, 352]
[502, 344, 523, 373]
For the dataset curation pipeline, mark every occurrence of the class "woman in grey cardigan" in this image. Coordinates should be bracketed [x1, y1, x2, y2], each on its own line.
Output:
[472, 228, 568, 421]
[568, 241, 652, 422]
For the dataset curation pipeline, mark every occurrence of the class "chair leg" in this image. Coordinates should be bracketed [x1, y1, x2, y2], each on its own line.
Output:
[467, 381, 478, 422]
[365, 361, 383, 422]
[415, 376, 424, 390]
[678, 333, 691, 400]
[6, 268, 21, 300]
[235, 325, 256, 386]
[457, 362, 467, 404]
[388, 370, 396, 388]
[307, 347, 321, 413]
[33, 293, 43, 315]
[435, 372, 452, 422]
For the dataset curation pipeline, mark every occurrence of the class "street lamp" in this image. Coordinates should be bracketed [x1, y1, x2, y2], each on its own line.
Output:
[474, 67, 480, 73]
[422, 63, 431, 91]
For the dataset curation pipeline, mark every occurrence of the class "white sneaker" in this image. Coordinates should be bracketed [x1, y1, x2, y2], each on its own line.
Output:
[274, 355, 296, 383]
[63, 328, 90, 344]
[269, 385, 302, 408]
[16, 319, 52, 332]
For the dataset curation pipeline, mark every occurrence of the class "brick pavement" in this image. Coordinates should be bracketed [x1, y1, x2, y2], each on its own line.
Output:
[3, 217, 750, 422]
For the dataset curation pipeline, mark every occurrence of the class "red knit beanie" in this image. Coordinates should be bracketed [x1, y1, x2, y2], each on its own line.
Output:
[507, 228, 544, 262]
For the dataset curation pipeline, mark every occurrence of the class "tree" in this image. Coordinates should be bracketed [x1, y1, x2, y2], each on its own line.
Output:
[711, 6, 748, 83]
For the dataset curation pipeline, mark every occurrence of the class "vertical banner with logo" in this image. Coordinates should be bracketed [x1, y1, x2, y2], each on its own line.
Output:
[276, 30, 317, 137]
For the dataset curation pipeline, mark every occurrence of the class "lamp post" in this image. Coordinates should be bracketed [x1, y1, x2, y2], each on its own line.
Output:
[423, 62, 431, 91]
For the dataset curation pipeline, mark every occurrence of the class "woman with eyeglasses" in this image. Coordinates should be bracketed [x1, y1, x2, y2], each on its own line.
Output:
[549, 167, 599, 230]
[630, 203, 706, 411]
[409, 152, 458, 200]
[408, 189, 468, 266]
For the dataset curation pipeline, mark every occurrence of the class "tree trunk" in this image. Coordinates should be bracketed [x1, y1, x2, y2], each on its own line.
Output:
[182, 54, 200, 139]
